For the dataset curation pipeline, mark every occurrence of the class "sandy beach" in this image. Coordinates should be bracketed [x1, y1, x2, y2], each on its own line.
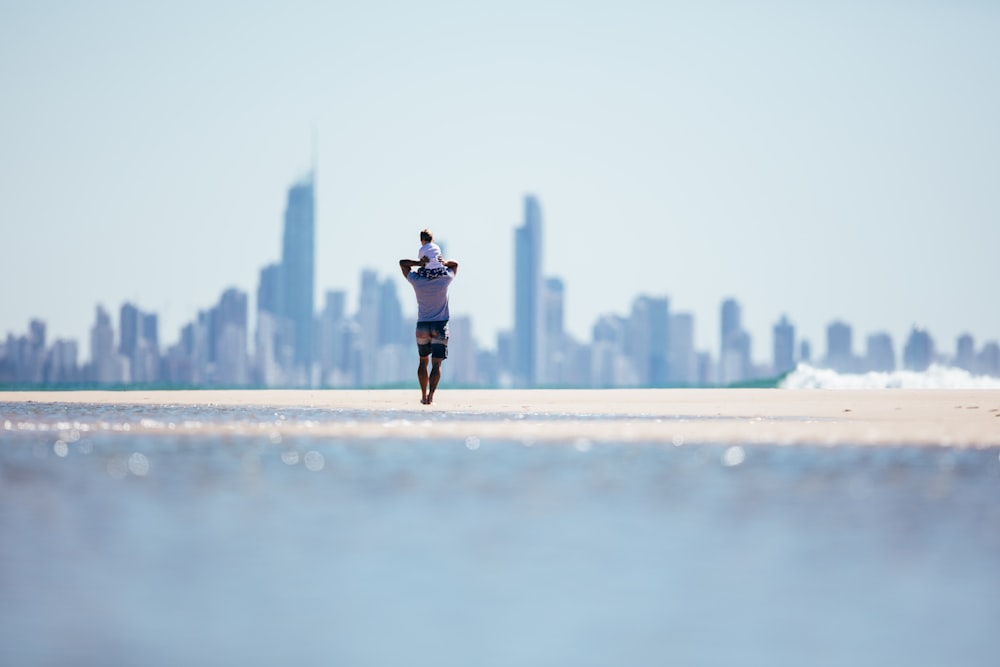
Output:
[4, 388, 999, 447]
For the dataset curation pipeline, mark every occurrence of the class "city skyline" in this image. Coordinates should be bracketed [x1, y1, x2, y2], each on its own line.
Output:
[0, 171, 994, 370]
[3, 2, 998, 359]
[4, 181, 999, 387]
[4, 254, 999, 388]
[3, 179, 997, 372]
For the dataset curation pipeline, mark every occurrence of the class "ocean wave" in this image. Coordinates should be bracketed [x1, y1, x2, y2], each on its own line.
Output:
[779, 363, 1000, 390]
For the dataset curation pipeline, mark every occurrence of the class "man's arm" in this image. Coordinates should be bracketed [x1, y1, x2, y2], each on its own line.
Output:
[444, 259, 459, 276]
[399, 259, 420, 278]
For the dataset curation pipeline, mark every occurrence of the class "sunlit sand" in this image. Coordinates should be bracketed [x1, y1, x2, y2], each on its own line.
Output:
[4, 388, 999, 447]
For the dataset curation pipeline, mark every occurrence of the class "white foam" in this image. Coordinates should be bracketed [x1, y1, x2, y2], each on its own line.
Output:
[780, 363, 1000, 390]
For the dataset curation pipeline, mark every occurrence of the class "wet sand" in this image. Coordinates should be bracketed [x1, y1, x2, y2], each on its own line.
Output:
[4, 388, 999, 446]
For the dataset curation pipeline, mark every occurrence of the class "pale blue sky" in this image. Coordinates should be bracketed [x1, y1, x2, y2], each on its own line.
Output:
[2, 0, 998, 363]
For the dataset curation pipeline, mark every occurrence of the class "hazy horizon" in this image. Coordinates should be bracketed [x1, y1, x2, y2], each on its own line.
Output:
[3, 1, 998, 362]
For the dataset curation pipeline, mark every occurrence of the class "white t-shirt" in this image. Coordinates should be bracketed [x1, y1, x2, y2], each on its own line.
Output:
[418, 242, 443, 269]
[407, 270, 454, 322]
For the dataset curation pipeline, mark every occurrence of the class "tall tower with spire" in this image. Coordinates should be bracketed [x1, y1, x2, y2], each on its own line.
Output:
[281, 172, 315, 373]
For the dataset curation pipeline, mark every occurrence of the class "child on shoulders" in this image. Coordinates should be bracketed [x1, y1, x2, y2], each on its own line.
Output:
[416, 229, 449, 279]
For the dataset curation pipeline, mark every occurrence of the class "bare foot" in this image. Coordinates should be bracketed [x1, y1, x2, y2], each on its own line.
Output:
[421, 397, 429, 405]
[426, 393, 434, 405]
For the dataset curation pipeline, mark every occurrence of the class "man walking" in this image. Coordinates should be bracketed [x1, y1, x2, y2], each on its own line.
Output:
[399, 253, 459, 405]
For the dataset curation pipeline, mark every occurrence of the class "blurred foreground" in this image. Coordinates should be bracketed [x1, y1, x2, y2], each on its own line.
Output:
[2, 396, 999, 666]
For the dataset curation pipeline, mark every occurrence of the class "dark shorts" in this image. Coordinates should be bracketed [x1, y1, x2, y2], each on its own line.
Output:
[415, 320, 449, 359]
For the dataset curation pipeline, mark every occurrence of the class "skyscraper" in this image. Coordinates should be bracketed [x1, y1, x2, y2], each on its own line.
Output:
[256, 262, 293, 386]
[542, 277, 565, 385]
[543, 278, 565, 345]
[903, 327, 934, 371]
[865, 332, 895, 372]
[980, 342, 1000, 377]
[629, 295, 669, 386]
[89, 305, 123, 385]
[649, 298, 669, 386]
[257, 263, 283, 315]
[773, 315, 796, 376]
[377, 278, 403, 347]
[318, 290, 347, 384]
[591, 314, 632, 387]
[668, 312, 696, 386]
[375, 276, 406, 385]
[720, 298, 741, 359]
[281, 174, 315, 373]
[825, 321, 854, 372]
[119, 303, 139, 359]
[206, 288, 249, 386]
[448, 316, 478, 386]
[141, 313, 158, 347]
[357, 269, 380, 387]
[514, 195, 543, 387]
[47, 339, 79, 384]
[955, 334, 976, 372]
[119, 303, 160, 384]
[23, 319, 46, 384]
[719, 298, 750, 384]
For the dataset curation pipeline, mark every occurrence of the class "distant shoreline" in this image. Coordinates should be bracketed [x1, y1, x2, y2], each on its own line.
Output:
[3, 388, 999, 447]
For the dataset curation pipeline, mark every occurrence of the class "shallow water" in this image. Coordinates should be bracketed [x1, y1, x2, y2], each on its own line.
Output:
[2, 402, 999, 666]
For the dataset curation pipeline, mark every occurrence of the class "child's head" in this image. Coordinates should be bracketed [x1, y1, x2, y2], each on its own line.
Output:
[420, 229, 433, 244]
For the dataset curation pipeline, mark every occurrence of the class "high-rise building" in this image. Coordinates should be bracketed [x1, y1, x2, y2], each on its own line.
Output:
[980, 342, 1000, 377]
[256, 262, 294, 386]
[719, 298, 750, 384]
[47, 339, 79, 385]
[258, 263, 283, 315]
[141, 313, 158, 347]
[541, 277, 565, 385]
[213, 288, 248, 386]
[255, 311, 292, 387]
[476, 348, 500, 388]
[514, 195, 543, 387]
[628, 295, 669, 386]
[20, 320, 46, 384]
[720, 329, 751, 385]
[374, 276, 407, 386]
[89, 305, 125, 384]
[119, 303, 160, 384]
[865, 332, 895, 372]
[281, 174, 315, 374]
[377, 278, 403, 347]
[955, 334, 976, 372]
[720, 298, 741, 358]
[448, 316, 478, 386]
[696, 351, 715, 386]
[120, 303, 139, 358]
[496, 330, 514, 387]
[0, 336, 11, 384]
[356, 269, 380, 387]
[825, 321, 854, 372]
[591, 314, 633, 387]
[318, 290, 347, 384]
[543, 278, 564, 344]
[772, 315, 796, 376]
[799, 340, 812, 364]
[648, 295, 670, 386]
[668, 312, 696, 385]
[903, 326, 934, 371]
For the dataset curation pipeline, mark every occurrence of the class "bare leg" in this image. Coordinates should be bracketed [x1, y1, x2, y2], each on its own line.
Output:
[427, 359, 443, 404]
[417, 356, 430, 404]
